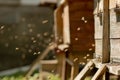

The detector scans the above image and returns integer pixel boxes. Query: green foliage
[1,76,26,80]
[47,74,60,80]
[0,72,61,80]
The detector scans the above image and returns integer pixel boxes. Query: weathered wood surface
[94,10,120,39]
[94,0,120,14]
[94,0,120,61]
[74,61,95,80]
[40,60,58,64]
[40,0,57,4]
[110,10,120,38]
[91,64,107,80]
[102,0,110,63]
[69,0,94,52]
[93,59,120,75]
[25,43,56,77]
[95,39,120,60]
[54,6,63,44]
[63,4,70,44]
[56,53,66,80]
[95,10,120,60]
[75,59,120,80]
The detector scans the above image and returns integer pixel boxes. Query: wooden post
[63,3,70,44]
[56,52,66,80]
[102,0,110,63]
[54,5,63,44]
[71,59,79,80]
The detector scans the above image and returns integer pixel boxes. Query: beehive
[54,0,94,63]
[94,0,120,62]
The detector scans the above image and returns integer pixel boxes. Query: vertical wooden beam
[102,0,110,63]
[63,3,70,44]
[71,60,79,80]
[56,52,66,80]
[54,6,63,44]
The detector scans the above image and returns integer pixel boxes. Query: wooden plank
[110,39,120,58]
[54,6,63,44]
[94,14,103,39]
[69,1,93,12]
[71,58,79,80]
[109,0,117,9]
[74,61,95,80]
[66,58,74,66]
[40,60,58,64]
[91,64,107,80]
[110,9,120,38]
[71,38,94,52]
[95,39,102,56]
[107,63,120,75]
[95,39,120,61]
[70,66,75,80]
[56,53,66,80]
[102,0,110,63]
[94,0,117,14]
[63,4,70,44]
[25,43,56,77]
[103,72,110,80]
[94,9,120,39]
[40,0,57,4]
[93,59,120,75]
[69,0,94,52]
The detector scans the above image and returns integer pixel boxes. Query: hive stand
[74,0,120,80]
[54,0,94,79]
[25,43,58,78]
[74,59,120,80]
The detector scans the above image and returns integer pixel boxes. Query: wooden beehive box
[94,0,120,62]
[69,0,94,52]
[54,0,94,63]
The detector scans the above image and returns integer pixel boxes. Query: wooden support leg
[71,60,79,79]
[92,64,107,80]
[56,53,66,80]
[102,71,110,80]
[70,66,75,80]
[69,54,80,79]
[39,64,43,80]
[65,63,71,80]
[74,61,95,80]
[116,75,120,80]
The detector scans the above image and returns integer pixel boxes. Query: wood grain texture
[63,4,70,44]
[74,61,95,80]
[54,6,63,44]
[102,0,110,63]
[94,10,120,39]
[95,39,120,60]
[91,64,107,80]
[93,59,120,75]
[94,0,118,14]
[94,1,120,61]
[69,0,94,52]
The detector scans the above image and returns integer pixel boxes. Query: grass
[0,71,117,80]
[0,71,61,80]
